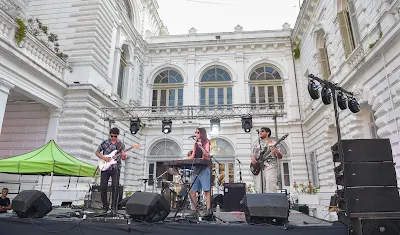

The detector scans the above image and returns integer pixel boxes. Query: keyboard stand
[173,165,204,220]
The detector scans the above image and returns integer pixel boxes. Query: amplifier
[223,183,246,211]
[90,185,123,209]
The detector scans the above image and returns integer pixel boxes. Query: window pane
[228,163,234,183]
[250,86,256,104]
[227,87,232,110]
[218,88,224,105]
[209,88,215,106]
[117,63,125,97]
[200,88,206,106]
[169,89,175,107]
[268,86,275,103]
[277,86,284,109]
[283,163,290,186]
[160,90,167,107]
[258,86,266,104]
[178,89,183,107]
[152,90,158,107]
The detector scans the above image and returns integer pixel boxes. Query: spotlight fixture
[308,80,320,100]
[337,92,347,110]
[241,115,253,133]
[162,119,172,134]
[130,118,140,134]
[210,117,220,134]
[321,85,332,105]
[348,97,360,113]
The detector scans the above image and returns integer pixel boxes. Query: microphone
[188,135,196,139]
[236,159,242,164]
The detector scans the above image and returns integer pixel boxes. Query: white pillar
[45,108,62,142]
[0,78,15,134]
[186,53,196,105]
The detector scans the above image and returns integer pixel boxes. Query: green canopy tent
[0,140,98,197]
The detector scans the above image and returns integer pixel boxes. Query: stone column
[45,108,62,142]
[286,54,300,121]
[0,78,14,134]
[235,48,245,104]
[186,53,196,105]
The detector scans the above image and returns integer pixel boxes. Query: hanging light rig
[307,74,360,114]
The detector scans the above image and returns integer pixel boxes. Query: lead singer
[188,127,211,215]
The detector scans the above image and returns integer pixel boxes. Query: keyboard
[164,159,212,167]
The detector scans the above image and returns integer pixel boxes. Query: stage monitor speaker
[125,192,170,223]
[337,187,400,213]
[12,190,52,218]
[223,183,246,211]
[335,162,397,187]
[332,139,393,163]
[351,217,400,235]
[90,185,123,209]
[244,193,289,224]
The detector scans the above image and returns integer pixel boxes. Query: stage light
[337,92,347,110]
[308,80,320,100]
[162,119,172,134]
[321,85,332,105]
[210,117,220,134]
[241,115,253,133]
[130,118,140,134]
[348,97,360,113]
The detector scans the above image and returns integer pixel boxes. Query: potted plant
[293,181,320,205]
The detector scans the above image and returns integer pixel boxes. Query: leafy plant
[293,41,301,59]
[14,18,25,47]
[125,191,133,197]
[293,181,320,195]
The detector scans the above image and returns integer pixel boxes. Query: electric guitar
[98,144,142,171]
[249,133,289,176]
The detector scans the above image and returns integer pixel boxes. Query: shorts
[191,167,211,192]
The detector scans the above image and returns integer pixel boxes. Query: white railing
[0,9,71,79]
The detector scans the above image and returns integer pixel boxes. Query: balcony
[0,9,71,80]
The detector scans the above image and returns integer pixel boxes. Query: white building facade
[292,0,400,219]
[0,0,399,221]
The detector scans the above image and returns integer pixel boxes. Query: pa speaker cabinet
[12,190,52,218]
[351,217,400,235]
[223,183,246,211]
[90,185,123,209]
[244,193,289,224]
[126,192,170,223]
[335,162,397,187]
[332,139,393,162]
[338,187,400,213]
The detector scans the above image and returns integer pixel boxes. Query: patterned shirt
[97,139,125,168]
[252,138,279,169]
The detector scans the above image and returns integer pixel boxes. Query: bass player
[95,127,126,212]
[251,127,282,193]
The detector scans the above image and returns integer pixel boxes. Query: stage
[0,208,348,235]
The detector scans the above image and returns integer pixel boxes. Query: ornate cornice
[291,0,320,42]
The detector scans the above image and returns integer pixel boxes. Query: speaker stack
[332,139,400,234]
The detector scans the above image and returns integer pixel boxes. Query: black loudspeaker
[352,218,400,235]
[244,193,289,224]
[335,162,397,187]
[223,183,246,211]
[332,139,393,162]
[126,192,170,223]
[90,185,123,209]
[12,190,52,218]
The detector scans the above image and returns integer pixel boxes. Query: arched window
[249,64,284,108]
[147,139,182,187]
[151,69,184,110]
[200,67,232,110]
[316,29,331,80]
[209,138,235,184]
[123,0,133,20]
[117,45,129,98]
[337,0,360,57]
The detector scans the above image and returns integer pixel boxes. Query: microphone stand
[237,159,243,183]
[257,130,264,193]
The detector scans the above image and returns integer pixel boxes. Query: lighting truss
[100,103,285,122]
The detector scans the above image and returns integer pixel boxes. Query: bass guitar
[98,143,142,171]
[249,133,288,176]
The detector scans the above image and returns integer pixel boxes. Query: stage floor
[0,208,348,235]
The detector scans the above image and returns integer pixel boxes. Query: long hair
[196,128,209,145]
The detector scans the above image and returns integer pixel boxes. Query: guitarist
[251,127,282,193]
[95,127,126,212]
